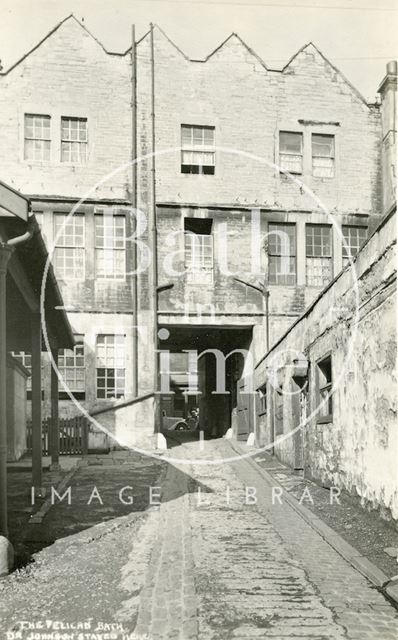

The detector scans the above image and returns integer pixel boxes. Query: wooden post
[82,418,88,456]
[50,348,60,469]
[31,313,43,494]
[0,245,13,538]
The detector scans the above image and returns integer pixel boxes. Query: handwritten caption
[6,620,149,640]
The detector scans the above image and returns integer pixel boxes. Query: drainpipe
[149,24,161,438]
[7,228,33,247]
[0,244,14,575]
[0,222,34,575]
[130,24,138,398]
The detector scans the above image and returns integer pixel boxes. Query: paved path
[0,438,397,640]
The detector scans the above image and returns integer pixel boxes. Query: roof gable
[282,42,369,106]
[1,14,119,77]
[0,18,370,107]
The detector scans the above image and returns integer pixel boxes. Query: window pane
[185,233,214,271]
[312,134,334,157]
[96,335,126,399]
[24,114,51,162]
[312,135,335,177]
[53,247,84,280]
[24,114,51,140]
[279,153,302,174]
[181,125,215,172]
[203,127,215,146]
[269,256,296,285]
[95,214,126,278]
[306,257,332,286]
[313,156,334,178]
[60,117,88,164]
[306,225,332,257]
[280,132,302,154]
[54,213,85,247]
[59,339,86,393]
[181,126,192,145]
[342,225,367,263]
[268,223,296,257]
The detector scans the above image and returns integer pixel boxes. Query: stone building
[241,61,397,521]
[0,15,390,445]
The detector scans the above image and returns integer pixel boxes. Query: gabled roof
[282,41,369,106]
[190,31,268,69]
[0,15,370,105]
[0,14,124,77]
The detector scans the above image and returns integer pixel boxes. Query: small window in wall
[257,386,267,416]
[61,117,88,163]
[95,214,126,279]
[53,213,85,280]
[184,218,213,285]
[96,335,126,399]
[312,134,335,178]
[58,336,85,399]
[279,131,303,174]
[181,125,215,174]
[306,224,332,287]
[24,114,51,161]
[342,225,367,266]
[268,223,296,285]
[316,354,333,422]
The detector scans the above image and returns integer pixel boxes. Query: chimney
[378,61,397,213]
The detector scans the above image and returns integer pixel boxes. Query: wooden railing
[27,416,89,456]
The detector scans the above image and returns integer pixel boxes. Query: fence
[27,416,89,456]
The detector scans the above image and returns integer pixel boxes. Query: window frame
[94,213,126,281]
[24,113,51,163]
[342,225,367,266]
[53,213,86,281]
[312,133,335,179]
[96,334,126,400]
[60,116,88,164]
[316,353,333,424]
[181,124,216,175]
[305,224,333,287]
[267,222,297,286]
[183,218,214,285]
[58,336,86,399]
[279,131,303,175]
[257,385,267,417]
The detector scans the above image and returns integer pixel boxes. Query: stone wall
[253,210,397,520]
[0,16,387,433]
[0,17,131,200]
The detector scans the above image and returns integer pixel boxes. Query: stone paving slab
[238,445,398,579]
[1,437,397,640]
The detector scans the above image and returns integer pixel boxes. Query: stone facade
[0,16,389,442]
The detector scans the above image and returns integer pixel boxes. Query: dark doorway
[159,325,253,437]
